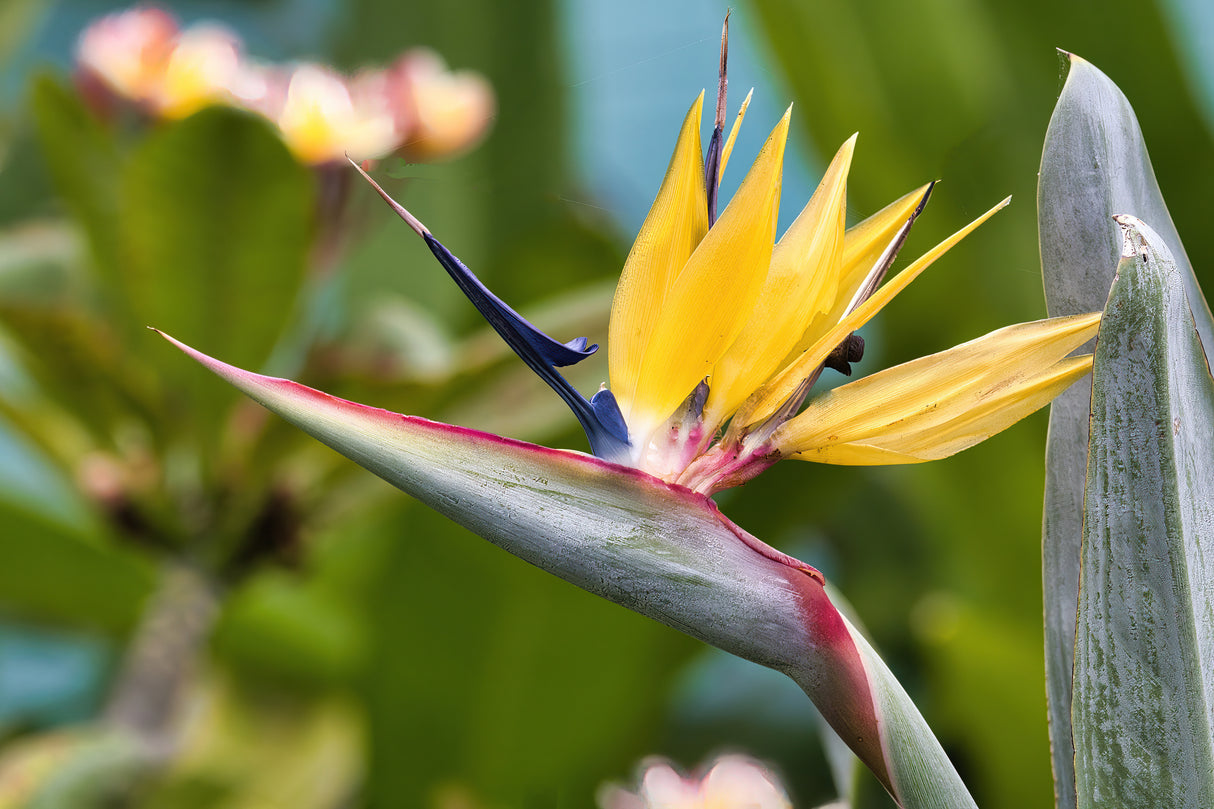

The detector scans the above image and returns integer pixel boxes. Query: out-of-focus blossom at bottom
[599,756,793,809]
[73,6,494,165]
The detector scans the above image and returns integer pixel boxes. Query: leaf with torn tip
[1072,216,1214,809]
[1038,52,1214,809]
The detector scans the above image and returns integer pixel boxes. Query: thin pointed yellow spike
[703,133,855,430]
[718,88,753,180]
[772,312,1101,464]
[609,94,708,425]
[738,195,1011,428]
[628,107,792,442]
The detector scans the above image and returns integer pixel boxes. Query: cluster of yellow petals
[608,94,1100,478]
[74,7,494,165]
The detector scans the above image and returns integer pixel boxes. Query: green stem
[103,560,219,758]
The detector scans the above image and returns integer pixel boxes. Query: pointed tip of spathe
[151,327,216,370]
[345,154,429,239]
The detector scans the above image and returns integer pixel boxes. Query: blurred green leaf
[1072,216,1214,808]
[139,672,361,809]
[0,501,149,633]
[29,75,124,298]
[0,302,154,455]
[1038,53,1214,808]
[0,0,40,73]
[0,222,79,300]
[359,502,698,806]
[121,106,315,441]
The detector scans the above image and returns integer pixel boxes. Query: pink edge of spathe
[153,327,891,793]
[154,328,819,583]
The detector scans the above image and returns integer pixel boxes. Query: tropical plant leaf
[1037,52,1214,809]
[111,106,315,455]
[29,75,125,297]
[1071,215,1214,808]
[120,108,313,381]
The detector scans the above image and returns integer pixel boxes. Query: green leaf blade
[120,107,315,449]
[120,107,314,371]
[29,75,125,292]
[1072,216,1214,808]
[1038,52,1214,808]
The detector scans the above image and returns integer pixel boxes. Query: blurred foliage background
[0,0,1211,807]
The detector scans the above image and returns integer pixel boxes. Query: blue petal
[421,233,631,461]
[421,234,596,368]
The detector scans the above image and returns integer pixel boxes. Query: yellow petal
[628,107,791,440]
[718,88,753,179]
[772,312,1101,464]
[608,95,708,423]
[775,183,933,370]
[839,185,936,296]
[703,133,854,430]
[737,195,1010,428]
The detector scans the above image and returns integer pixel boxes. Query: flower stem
[104,560,219,759]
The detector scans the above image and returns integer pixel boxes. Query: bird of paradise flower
[159,23,1100,809]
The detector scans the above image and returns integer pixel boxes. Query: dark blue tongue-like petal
[419,233,630,460]
[350,159,631,461]
[420,233,596,369]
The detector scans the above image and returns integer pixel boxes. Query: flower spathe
[352,92,1100,494]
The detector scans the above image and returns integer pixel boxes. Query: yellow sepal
[737,195,1010,429]
[772,312,1101,464]
[718,88,753,180]
[608,94,709,424]
[703,133,854,429]
[627,107,791,441]
[776,183,933,371]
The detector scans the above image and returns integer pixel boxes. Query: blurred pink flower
[388,50,495,162]
[600,756,793,809]
[73,6,494,166]
[76,6,179,106]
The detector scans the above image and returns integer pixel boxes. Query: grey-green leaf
[1038,52,1214,809]
[1072,216,1214,808]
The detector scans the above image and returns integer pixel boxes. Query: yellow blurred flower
[153,25,246,119]
[272,64,398,165]
[76,9,244,118]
